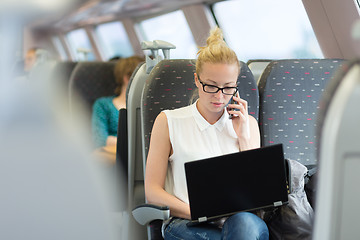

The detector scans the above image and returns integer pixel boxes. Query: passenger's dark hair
[109,56,122,61]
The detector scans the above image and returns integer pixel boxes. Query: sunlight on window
[138,10,198,59]
[66,29,95,61]
[52,36,68,61]
[213,0,323,62]
[95,22,134,60]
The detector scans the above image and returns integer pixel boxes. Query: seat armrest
[132,204,170,225]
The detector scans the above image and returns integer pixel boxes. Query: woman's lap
[164,217,221,240]
[164,212,269,240]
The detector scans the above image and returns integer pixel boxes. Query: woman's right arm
[145,112,191,220]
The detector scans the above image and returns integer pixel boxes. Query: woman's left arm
[240,115,260,150]
[228,93,260,151]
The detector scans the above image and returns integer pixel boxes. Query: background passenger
[91,56,144,148]
[145,27,268,239]
[24,47,38,72]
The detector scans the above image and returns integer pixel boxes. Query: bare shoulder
[151,112,170,141]
[148,111,172,161]
[153,112,168,131]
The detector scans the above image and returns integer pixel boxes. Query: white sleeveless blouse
[163,101,239,204]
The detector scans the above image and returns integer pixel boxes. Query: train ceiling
[29,0,219,32]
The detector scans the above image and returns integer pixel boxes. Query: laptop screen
[185,144,288,222]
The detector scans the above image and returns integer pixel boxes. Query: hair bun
[206,27,225,46]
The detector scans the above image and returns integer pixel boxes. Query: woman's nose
[214,90,224,99]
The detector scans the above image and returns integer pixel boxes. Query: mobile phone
[228,91,240,119]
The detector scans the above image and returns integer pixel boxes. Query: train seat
[258,59,344,167]
[238,61,260,121]
[258,59,344,209]
[313,59,360,240]
[132,59,259,239]
[120,40,177,240]
[122,62,147,211]
[125,40,177,211]
[116,61,145,189]
[68,61,117,126]
[51,61,78,96]
[135,59,196,240]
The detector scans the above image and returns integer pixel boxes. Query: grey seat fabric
[122,62,146,205]
[238,61,259,121]
[313,59,360,240]
[68,61,117,116]
[126,62,147,208]
[258,59,344,167]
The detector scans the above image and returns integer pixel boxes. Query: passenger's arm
[106,136,117,146]
[145,112,191,220]
[243,115,261,150]
[228,93,260,151]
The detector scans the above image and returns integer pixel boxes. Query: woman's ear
[194,73,199,87]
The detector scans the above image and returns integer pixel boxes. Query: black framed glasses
[198,76,238,95]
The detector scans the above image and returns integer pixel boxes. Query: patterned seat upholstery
[69,61,117,115]
[258,59,344,167]
[238,61,259,121]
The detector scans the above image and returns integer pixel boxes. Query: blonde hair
[114,56,144,95]
[190,27,240,103]
[196,27,240,75]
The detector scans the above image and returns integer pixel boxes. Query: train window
[212,0,323,61]
[95,21,134,60]
[357,0,360,13]
[137,10,197,59]
[52,36,68,61]
[66,29,96,61]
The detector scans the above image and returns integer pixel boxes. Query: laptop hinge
[273,201,283,207]
[198,217,207,222]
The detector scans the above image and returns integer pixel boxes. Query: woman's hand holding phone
[228,92,238,119]
[227,91,251,141]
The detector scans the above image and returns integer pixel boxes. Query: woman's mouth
[212,102,223,107]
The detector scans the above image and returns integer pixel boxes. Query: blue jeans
[164,212,269,240]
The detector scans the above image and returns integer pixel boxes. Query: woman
[145,27,268,239]
[92,56,144,148]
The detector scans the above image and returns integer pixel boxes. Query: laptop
[184,144,288,225]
